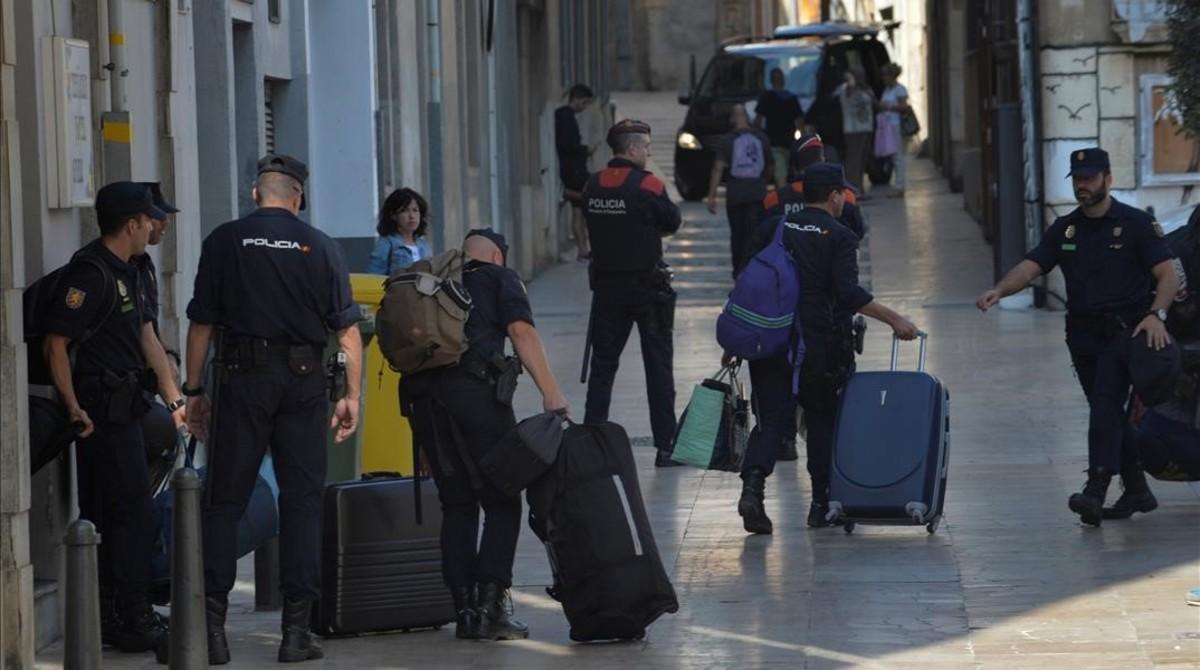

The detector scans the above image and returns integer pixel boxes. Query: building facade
[0,0,611,662]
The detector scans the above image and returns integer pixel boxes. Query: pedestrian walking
[733,164,918,534]
[706,103,773,276]
[556,84,596,261]
[43,181,186,652]
[184,154,363,663]
[977,148,1178,526]
[367,187,432,275]
[755,68,805,189]
[834,66,875,193]
[582,119,683,468]
[879,63,911,198]
[400,229,568,641]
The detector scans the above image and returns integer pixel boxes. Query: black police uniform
[741,208,873,497]
[187,205,359,606]
[1025,198,1171,475]
[582,157,683,454]
[45,240,161,646]
[399,256,530,594]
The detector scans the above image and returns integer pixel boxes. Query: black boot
[278,599,323,663]
[1068,467,1112,527]
[807,501,838,528]
[116,594,168,653]
[1103,467,1158,520]
[207,594,232,664]
[476,583,529,641]
[737,468,773,535]
[655,450,684,467]
[451,586,480,640]
[100,593,122,648]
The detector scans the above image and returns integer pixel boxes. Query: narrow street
[36,93,1200,670]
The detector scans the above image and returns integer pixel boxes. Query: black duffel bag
[479,411,563,497]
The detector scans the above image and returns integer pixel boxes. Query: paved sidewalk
[37,92,1199,669]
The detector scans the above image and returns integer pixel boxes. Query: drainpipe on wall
[1017,0,1043,258]
[425,0,444,251]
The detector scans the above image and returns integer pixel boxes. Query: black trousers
[203,359,327,602]
[742,333,841,501]
[404,368,521,589]
[727,200,764,277]
[77,415,156,599]
[584,289,677,451]
[1066,318,1137,472]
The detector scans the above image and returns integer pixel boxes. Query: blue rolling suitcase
[827,333,950,534]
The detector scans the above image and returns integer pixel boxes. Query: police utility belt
[458,350,523,407]
[1066,310,1149,335]
[219,335,321,376]
[75,367,157,424]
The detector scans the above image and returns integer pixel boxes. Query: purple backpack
[716,217,804,367]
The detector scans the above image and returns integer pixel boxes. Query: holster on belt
[77,369,151,424]
[460,351,524,406]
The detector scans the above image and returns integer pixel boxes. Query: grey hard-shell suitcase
[827,333,950,534]
[314,473,455,635]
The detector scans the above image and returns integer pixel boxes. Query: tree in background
[1165,0,1200,136]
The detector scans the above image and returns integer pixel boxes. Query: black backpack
[24,249,120,474]
[23,250,119,386]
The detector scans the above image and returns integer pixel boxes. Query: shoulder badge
[1065,224,1076,239]
[1152,221,1164,238]
[65,287,86,310]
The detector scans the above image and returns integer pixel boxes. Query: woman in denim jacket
[367,187,432,275]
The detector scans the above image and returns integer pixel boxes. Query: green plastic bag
[669,365,748,471]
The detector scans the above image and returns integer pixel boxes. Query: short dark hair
[376,187,429,238]
[803,183,842,204]
[568,84,594,101]
[97,212,136,237]
[611,131,648,155]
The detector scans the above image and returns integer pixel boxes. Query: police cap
[257,154,309,209]
[803,162,854,192]
[1066,147,1110,178]
[465,228,509,265]
[139,182,180,217]
[606,119,652,151]
[95,181,167,221]
[791,133,825,173]
[1130,331,1182,406]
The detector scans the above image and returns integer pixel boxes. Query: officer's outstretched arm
[508,321,568,415]
[44,334,93,437]
[977,259,1042,311]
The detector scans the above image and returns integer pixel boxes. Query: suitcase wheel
[925,517,940,534]
[843,522,856,535]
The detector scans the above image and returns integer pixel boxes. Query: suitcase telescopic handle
[890,331,929,372]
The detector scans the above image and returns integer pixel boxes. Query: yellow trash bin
[350,273,415,475]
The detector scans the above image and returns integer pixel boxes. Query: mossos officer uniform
[978,147,1179,526]
[760,134,865,239]
[736,164,918,534]
[184,154,363,664]
[582,119,683,467]
[42,182,182,653]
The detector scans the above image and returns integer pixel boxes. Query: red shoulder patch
[598,167,632,189]
[639,174,666,196]
[763,191,780,210]
[843,189,857,204]
[790,181,805,194]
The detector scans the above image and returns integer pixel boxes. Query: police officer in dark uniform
[759,135,867,462]
[733,164,919,534]
[401,229,568,641]
[43,181,186,652]
[582,119,683,467]
[978,148,1178,526]
[184,155,363,664]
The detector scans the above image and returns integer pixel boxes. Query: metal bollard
[168,467,208,669]
[64,520,102,670]
[254,538,282,611]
